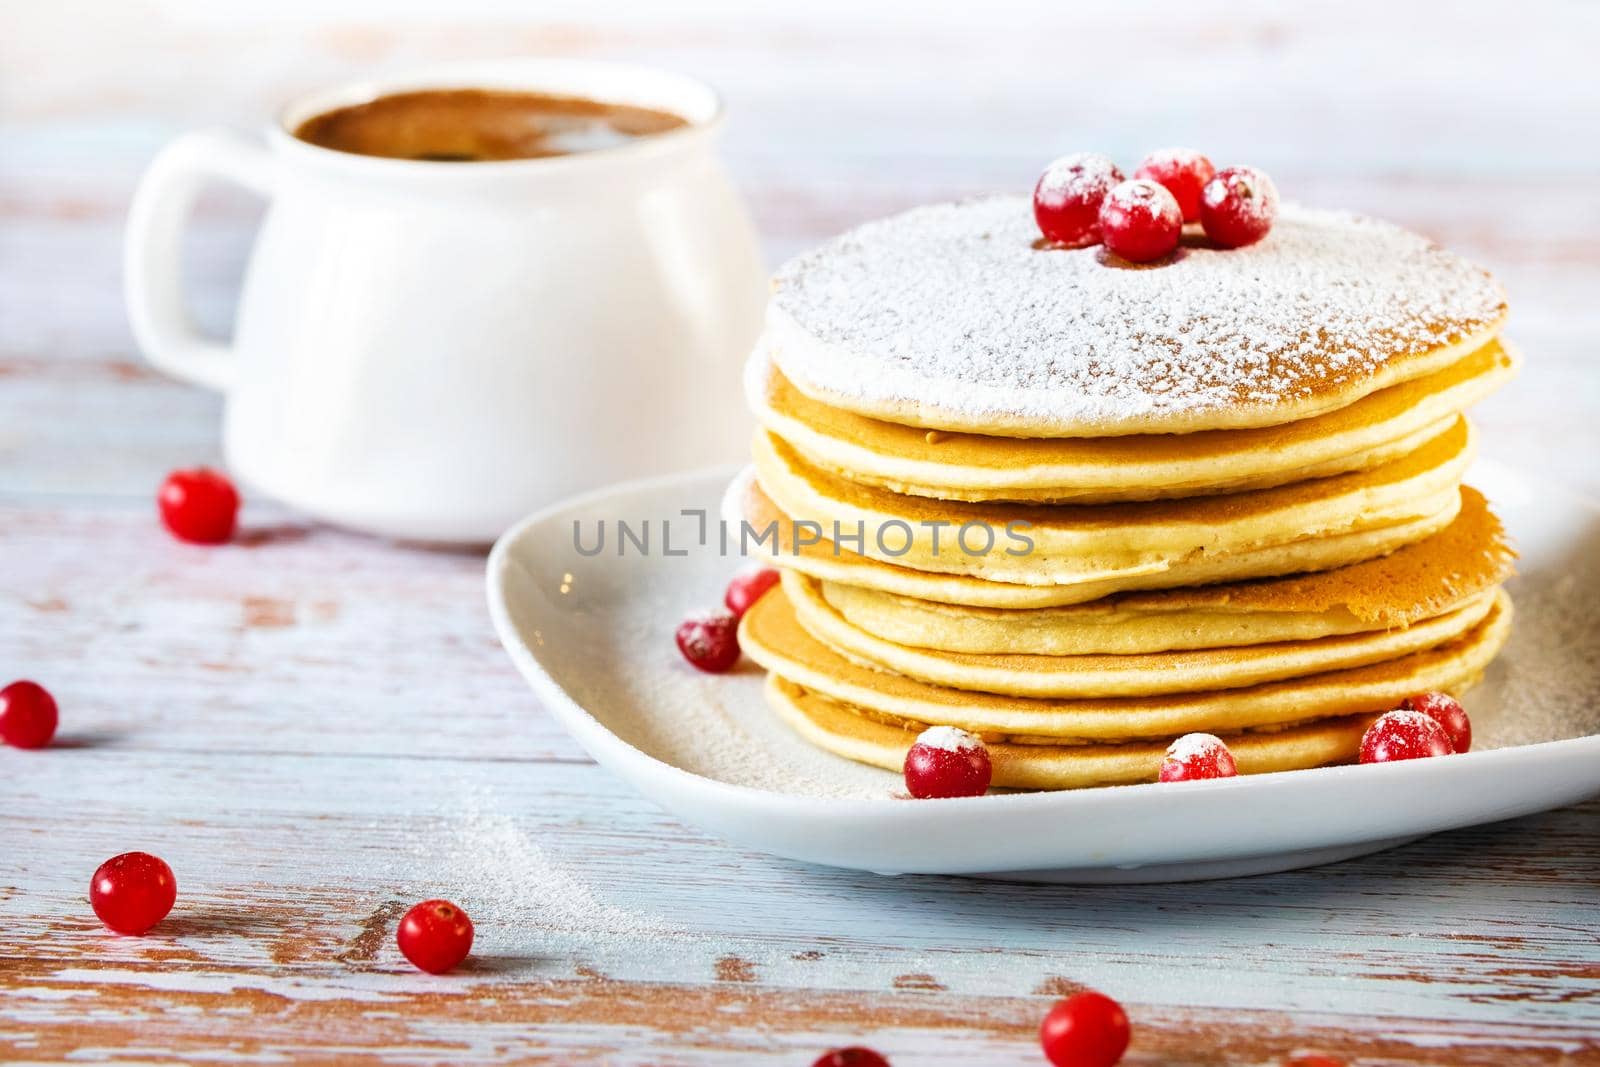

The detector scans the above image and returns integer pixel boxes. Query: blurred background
[4,0,1599,493]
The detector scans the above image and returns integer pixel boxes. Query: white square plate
[487,461,1600,882]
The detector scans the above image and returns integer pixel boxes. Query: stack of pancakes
[730,198,1517,789]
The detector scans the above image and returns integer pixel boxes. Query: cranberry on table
[1034,153,1125,248]
[1283,1056,1346,1067]
[1360,709,1455,764]
[397,899,474,974]
[1133,147,1215,222]
[903,725,992,799]
[812,1048,891,1067]
[1199,165,1279,248]
[724,567,780,619]
[90,852,177,935]
[1098,179,1183,263]
[675,610,741,673]
[0,679,58,749]
[1401,691,1472,753]
[1159,732,1238,782]
[158,467,240,545]
[1040,991,1131,1067]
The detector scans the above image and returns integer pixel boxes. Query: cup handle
[124,130,277,392]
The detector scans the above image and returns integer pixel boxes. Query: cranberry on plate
[1158,732,1238,782]
[1360,709,1455,764]
[903,726,992,799]
[1400,691,1472,753]
[724,566,780,618]
[675,610,741,673]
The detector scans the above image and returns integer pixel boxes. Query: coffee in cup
[293,88,690,162]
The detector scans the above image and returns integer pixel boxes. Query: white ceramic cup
[126,60,766,543]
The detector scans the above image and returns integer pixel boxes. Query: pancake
[767,676,1374,790]
[739,584,1511,740]
[767,197,1507,437]
[750,340,1517,503]
[752,417,1474,586]
[819,486,1514,655]
[726,469,1462,609]
[785,569,1498,698]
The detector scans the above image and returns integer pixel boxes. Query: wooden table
[4,3,1599,1063]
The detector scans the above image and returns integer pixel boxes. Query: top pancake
[768,197,1507,437]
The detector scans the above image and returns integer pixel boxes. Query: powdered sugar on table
[767,197,1507,435]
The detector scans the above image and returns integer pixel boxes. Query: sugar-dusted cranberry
[158,467,240,545]
[1401,691,1472,753]
[1098,180,1183,263]
[1199,165,1279,248]
[1360,709,1455,764]
[812,1048,891,1067]
[903,726,992,799]
[1034,154,1125,248]
[1159,732,1238,783]
[725,566,780,619]
[1133,147,1215,222]
[676,610,741,673]
[1040,991,1131,1067]
[0,680,58,749]
[90,852,177,935]
[397,899,474,974]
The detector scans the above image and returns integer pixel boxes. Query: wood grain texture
[3,1,1600,1062]
[5,751,1600,1063]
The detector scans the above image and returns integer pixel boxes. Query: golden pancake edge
[816,486,1514,655]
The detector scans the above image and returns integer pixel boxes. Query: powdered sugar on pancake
[767,197,1506,435]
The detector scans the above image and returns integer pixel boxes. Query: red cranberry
[397,899,474,974]
[1159,732,1238,783]
[725,567,780,619]
[1360,710,1455,764]
[812,1049,890,1067]
[1283,1056,1346,1067]
[90,852,177,935]
[903,726,992,798]
[1199,165,1279,248]
[675,610,741,673]
[1040,991,1131,1067]
[1098,180,1183,263]
[1034,153,1125,248]
[1133,147,1215,222]
[1400,691,1472,753]
[158,468,240,545]
[0,680,58,749]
